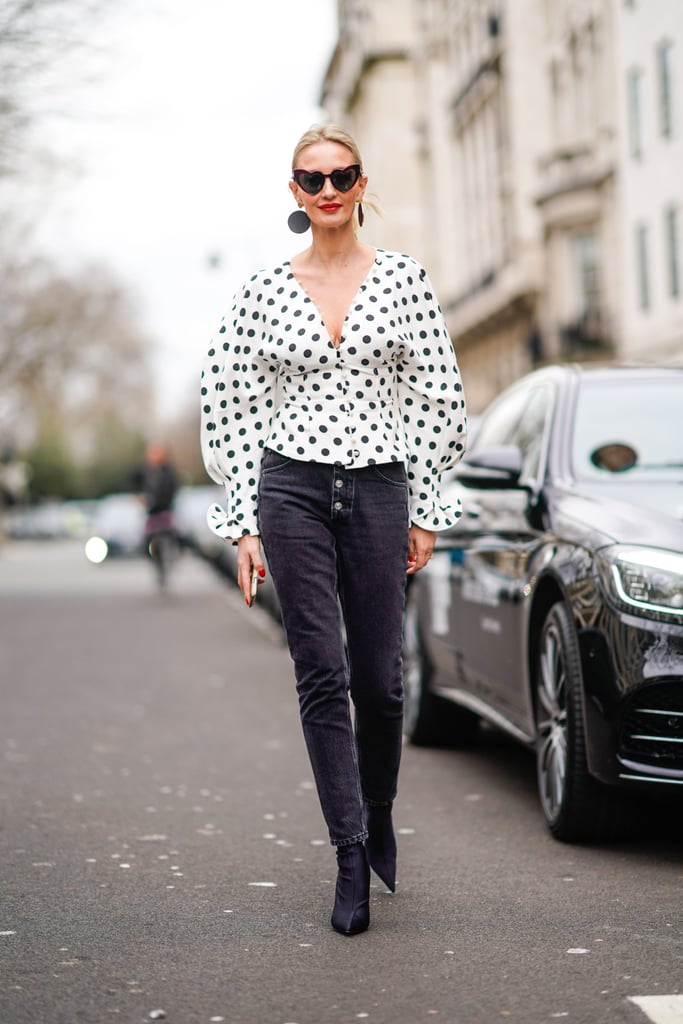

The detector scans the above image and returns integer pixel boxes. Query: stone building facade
[615,0,683,361]
[534,0,620,374]
[321,0,426,261]
[321,0,683,411]
[414,0,548,409]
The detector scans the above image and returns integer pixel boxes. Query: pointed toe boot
[365,803,397,892]
[331,842,370,936]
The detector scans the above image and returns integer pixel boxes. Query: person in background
[132,442,179,518]
[131,443,179,584]
[200,124,467,935]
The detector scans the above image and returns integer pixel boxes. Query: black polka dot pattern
[200,249,467,540]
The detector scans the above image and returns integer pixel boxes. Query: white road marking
[629,996,683,1023]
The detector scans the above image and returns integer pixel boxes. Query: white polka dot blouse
[201,249,467,540]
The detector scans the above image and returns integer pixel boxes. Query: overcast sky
[35,0,338,421]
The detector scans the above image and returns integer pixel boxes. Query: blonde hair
[292,123,363,171]
[291,123,382,221]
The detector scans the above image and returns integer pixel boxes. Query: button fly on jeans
[334,501,342,510]
[335,479,343,488]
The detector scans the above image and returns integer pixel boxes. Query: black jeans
[258,450,410,846]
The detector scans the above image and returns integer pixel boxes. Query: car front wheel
[535,602,628,842]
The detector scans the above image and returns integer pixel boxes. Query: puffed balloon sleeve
[200,277,278,541]
[396,263,467,531]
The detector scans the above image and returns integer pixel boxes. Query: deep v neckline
[288,250,378,349]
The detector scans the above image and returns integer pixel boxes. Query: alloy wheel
[536,619,569,824]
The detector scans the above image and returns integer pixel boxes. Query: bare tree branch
[0,255,153,451]
[0,0,109,180]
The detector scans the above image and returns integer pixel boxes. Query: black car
[403,364,683,842]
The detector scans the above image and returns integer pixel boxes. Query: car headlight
[597,545,683,621]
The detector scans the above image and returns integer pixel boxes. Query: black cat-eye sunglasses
[292,164,361,195]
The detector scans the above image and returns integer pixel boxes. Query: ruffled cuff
[206,501,259,544]
[409,494,462,533]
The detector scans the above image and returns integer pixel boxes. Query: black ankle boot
[331,842,370,935]
[365,803,397,892]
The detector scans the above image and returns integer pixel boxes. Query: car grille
[619,682,683,772]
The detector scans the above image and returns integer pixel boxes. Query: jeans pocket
[260,449,295,475]
[369,462,408,487]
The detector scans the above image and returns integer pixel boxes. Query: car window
[572,379,683,480]
[469,386,530,452]
[470,383,551,482]
[508,386,552,482]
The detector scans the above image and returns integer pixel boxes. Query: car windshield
[572,378,683,480]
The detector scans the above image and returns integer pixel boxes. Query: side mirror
[454,445,524,489]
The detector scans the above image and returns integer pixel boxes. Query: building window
[627,68,643,158]
[636,224,650,311]
[665,206,680,299]
[573,232,600,316]
[657,41,674,138]
[560,232,607,356]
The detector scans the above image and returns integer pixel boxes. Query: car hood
[553,479,683,551]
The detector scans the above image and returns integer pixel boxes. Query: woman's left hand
[406,524,435,574]
[236,533,266,605]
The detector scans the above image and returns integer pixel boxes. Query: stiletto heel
[365,803,397,892]
[331,842,370,935]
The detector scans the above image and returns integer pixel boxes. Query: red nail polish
[259,568,266,578]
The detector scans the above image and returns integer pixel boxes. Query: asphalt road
[0,541,681,1024]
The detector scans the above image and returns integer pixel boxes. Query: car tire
[403,587,479,748]
[535,602,629,842]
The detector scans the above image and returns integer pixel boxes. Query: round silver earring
[288,208,310,233]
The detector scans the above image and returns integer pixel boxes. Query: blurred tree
[164,403,210,487]
[23,429,82,500]
[0,0,155,502]
[0,256,151,443]
[1,256,153,497]
[0,0,104,182]
[81,412,147,498]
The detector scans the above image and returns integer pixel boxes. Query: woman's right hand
[236,534,266,606]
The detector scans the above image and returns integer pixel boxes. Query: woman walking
[201,124,466,935]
